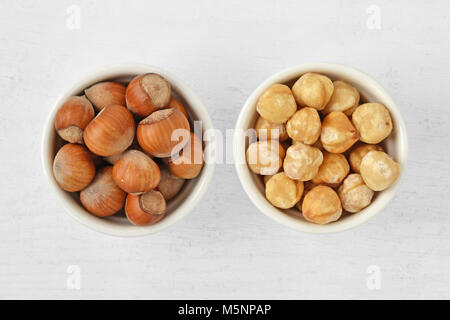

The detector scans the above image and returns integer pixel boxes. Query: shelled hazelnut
[338,174,374,213]
[247,71,401,225]
[322,80,360,115]
[265,172,304,209]
[320,111,358,153]
[286,107,321,145]
[254,116,288,141]
[312,152,349,187]
[359,151,400,191]
[52,72,205,226]
[302,186,342,224]
[291,73,333,110]
[256,84,297,124]
[349,143,384,173]
[283,143,323,181]
[246,140,285,175]
[295,181,318,213]
[352,103,392,144]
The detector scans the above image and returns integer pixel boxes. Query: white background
[0,0,449,299]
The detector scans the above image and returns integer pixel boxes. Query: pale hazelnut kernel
[360,151,400,191]
[321,111,359,153]
[338,174,374,213]
[322,80,360,115]
[283,142,323,181]
[312,152,349,187]
[352,103,393,144]
[294,139,323,150]
[295,181,318,213]
[349,143,384,173]
[265,172,304,209]
[263,174,274,184]
[254,116,288,141]
[302,185,342,224]
[256,84,297,124]
[286,107,321,145]
[246,140,285,175]
[291,73,334,110]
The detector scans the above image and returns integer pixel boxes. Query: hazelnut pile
[247,73,400,224]
[52,73,204,226]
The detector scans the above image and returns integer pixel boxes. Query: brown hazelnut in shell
[265,172,304,209]
[352,103,393,144]
[283,142,323,181]
[137,108,190,158]
[291,73,334,110]
[321,111,358,153]
[312,152,350,187]
[84,82,126,111]
[246,140,285,175]
[286,107,321,145]
[360,150,400,191]
[125,192,166,226]
[168,132,204,179]
[112,150,161,194]
[322,80,360,115]
[83,104,135,157]
[80,166,126,217]
[166,97,188,119]
[256,84,297,124]
[126,73,172,117]
[338,174,374,213]
[157,165,185,200]
[53,143,96,192]
[349,143,384,173]
[54,96,94,144]
[302,185,342,224]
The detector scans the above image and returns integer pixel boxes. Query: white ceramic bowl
[234,63,408,233]
[42,63,215,237]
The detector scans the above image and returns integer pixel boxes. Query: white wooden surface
[0,0,449,299]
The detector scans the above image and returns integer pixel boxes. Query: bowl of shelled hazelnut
[42,64,215,236]
[234,63,407,233]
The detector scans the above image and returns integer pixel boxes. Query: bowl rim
[233,62,408,234]
[41,63,215,237]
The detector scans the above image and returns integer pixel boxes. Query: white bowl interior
[234,63,408,233]
[42,64,215,237]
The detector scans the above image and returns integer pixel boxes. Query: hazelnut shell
[137,108,190,158]
[80,166,126,217]
[125,193,166,226]
[85,82,126,111]
[53,143,96,192]
[83,104,135,157]
[112,150,161,194]
[54,96,94,144]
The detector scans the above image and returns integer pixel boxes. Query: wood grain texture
[0,0,449,299]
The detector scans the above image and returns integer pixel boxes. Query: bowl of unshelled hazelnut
[234,63,408,233]
[42,63,215,236]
